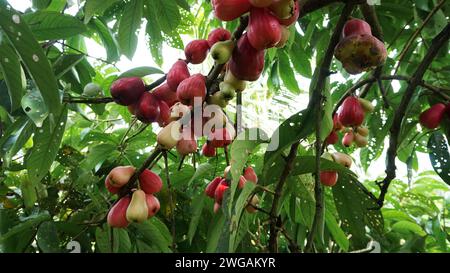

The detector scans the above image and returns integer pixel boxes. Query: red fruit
[105,179,120,194]
[152,83,178,107]
[214,180,229,204]
[277,0,299,26]
[184,40,210,64]
[320,171,338,187]
[176,130,198,156]
[145,194,160,218]
[135,92,160,123]
[156,100,171,127]
[167,60,190,90]
[107,196,131,228]
[212,0,252,21]
[326,130,339,145]
[243,166,258,184]
[202,143,217,157]
[176,74,207,106]
[106,166,136,188]
[110,77,146,106]
[238,175,247,189]
[419,103,446,129]
[229,34,265,81]
[343,18,372,38]
[205,177,223,198]
[249,0,273,7]
[338,96,365,127]
[333,114,344,131]
[208,128,232,148]
[342,131,354,147]
[247,7,282,50]
[207,28,232,47]
[139,170,163,194]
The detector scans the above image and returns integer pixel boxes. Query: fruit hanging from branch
[247,7,282,50]
[139,170,163,194]
[269,0,295,20]
[107,195,131,228]
[212,0,252,21]
[167,60,190,91]
[126,190,149,223]
[337,96,365,127]
[207,28,232,47]
[419,103,446,129]
[106,166,136,189]
[135,92,160,124]
[176,74,207,106]
[157,121,182,149]
[229,34,265,81]
[210,40,235,64]
[110,77,146,106]
[184,39,210,64]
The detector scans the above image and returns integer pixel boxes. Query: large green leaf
[147,0,180,34]
[53,54,85,79]
[83,0,120,24]
[428,131,450,185]
[89,18,120,62]
[118,0,143,59]
[26,105,68,183]
[206,210,226,253]
[118,66,164,78]
[21,88,49,127]
[0,116,34,167]
[23,11,87,40]
[0,211,51,243]
[0,2,61,114]
[36,221,61,253]
[278,49,300,94]
[0,40,25,112]
[132,218,172,253]
[188,194,206,244]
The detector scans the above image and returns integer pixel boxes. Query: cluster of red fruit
[205,166,259,213]
[105,166,162,228]
[326,96,374,148]
[419,102,450,129]
[319,152,353,187]
[334,18,387,75]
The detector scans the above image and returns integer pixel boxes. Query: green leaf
[148,0,180,34]
[206,211,226,253]
[278,50,300,93]
[21,179,37,209]
[23,11,87,40]
[133,219,172,253]
[27,105,68,183]
[118,0,143,59]
[325,209,349,252]
[0,3,61,114]
[118,66,164,78]
[0,40,25,112]
[175,0,190,11]
[0,211,51,243]
[21,89,49,128]
[36,221,61,253]
[53,54,85,79]
[89,18,120,62]
[0,116,34,167]
[391,221,427,237]
[81,143,119,172]
[83,0,120,24]
[95,225,119,253]
[188,194,206,244]
[428,131,450,185]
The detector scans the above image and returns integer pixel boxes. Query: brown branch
[376,23,450,208]
[305,3,356,253]
[63,96,114,104]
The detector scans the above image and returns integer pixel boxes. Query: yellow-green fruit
[157,121,182,149]
[83,82,102,97]
[210,40,235,64]
[245,195,259,213]
[331,152,353,168]
[126,190,148,223]
[269,0,295,19]
[356,126,369,137]
[219,82,236,100]
[354,133,368,147]
[224,70,247,91]
[276,26,291,48]
[207,91,228,108]
[358,98,375,113]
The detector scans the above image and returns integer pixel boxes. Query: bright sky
[8,0,438,184]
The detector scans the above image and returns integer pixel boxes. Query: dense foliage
[0,0,449,253]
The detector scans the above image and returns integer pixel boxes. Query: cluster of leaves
[0,0,449,253]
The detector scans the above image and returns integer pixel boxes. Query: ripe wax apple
[243,166,258,184]
[135,92,160,123]
[139,170,163,194]
[176,74,207,106]
[184,40,210,64]
[167,60,190,90]
[207,28,232,47]
[202,142,217,157]
[152,83,178,107]
[145,194,160,218]
[126,190,148,223]
[110,77,146,106]
[205,177,224,198]
[338,96,365,127]
[212,0,252,21]
[247,7,282,50]
[229,34,265,81]
[107,196,131,228]
[106,166,136,188]
[419,103,446,129]
[320,171,338,187]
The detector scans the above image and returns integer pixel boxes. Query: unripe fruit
[157,121,182,149]
[145,194,160,218]
[326,130,339,145]
[202,142,217,157]
[419,103,446,129]
[343,18,372,38]
[245,195,259,213]
[156,100,171,127]
[243,166,258,184]
[184,40,210,64]
[139,170,163,194]
[214,180,229,204]
[135,92,160,123]
[210,40,235,64]
[342,130,354,147]
[205,177,224,198]
[354,133,368,147]
[110,77,146,106]
[107,196,131,228]
[207,91,229,108]
[213,202,221,214]
[229,34,265,81]
[322,152,334,161]
[126,190,148,223]
[320,171,338,187]
[250,0,273,7]
[247,7,282,50]
[176,74,207,106]
[275,25,290,48]
[269,0,295,20]
[338,96,365,127]
[219,82,236,100]
[358,98,375,113]
[105,179,120,194]
[207,28,232,47]
[333,114,344,131]
[212,0,252,21]
[169,102,191,122]
[331,152,352,168]
[106,166,136,188]
[356,126,369,137]
[276,0,299,26]
[208,128,233,148]
[83,82,102,97]
[224,69,247,91]
[176,130,198,156]
[152,83,178,107]
[167,60,190,91]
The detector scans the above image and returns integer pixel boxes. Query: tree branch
[377,23,450,208]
